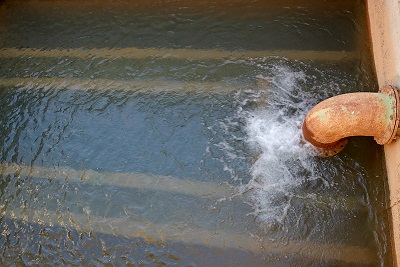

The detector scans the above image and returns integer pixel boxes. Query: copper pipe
[302,85,400,156]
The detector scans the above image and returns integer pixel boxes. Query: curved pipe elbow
[302,85,400,156]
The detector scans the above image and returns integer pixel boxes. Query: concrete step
[0,163,377,264]
[0,77,244,94]
[1,206,376,265]
[0,47,357,62]
[0,163,234,199]
[1,162,367,212]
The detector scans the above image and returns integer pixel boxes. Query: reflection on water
[0,0,392,266]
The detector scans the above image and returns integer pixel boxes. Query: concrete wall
[367,0,400,265]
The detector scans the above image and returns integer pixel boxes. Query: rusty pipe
[302,85,400,157]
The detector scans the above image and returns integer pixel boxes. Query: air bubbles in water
[222,59,337,228]
[243,62,315,226]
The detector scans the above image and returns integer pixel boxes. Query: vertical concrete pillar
[367,0,400,265]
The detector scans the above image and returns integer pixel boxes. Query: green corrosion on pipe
[302,85,400,157]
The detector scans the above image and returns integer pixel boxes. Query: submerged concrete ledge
[0,47,357,62]
[0,78,243,93]
[1,206,376,265]
[0,163,235,199]
[0,163,368,211]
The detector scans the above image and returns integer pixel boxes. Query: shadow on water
[1,0,358,51]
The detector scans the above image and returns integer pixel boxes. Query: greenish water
[0,0,392,266]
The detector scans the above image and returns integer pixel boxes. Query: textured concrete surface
[367,0,400,265]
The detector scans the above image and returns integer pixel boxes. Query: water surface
[0,0,392,266]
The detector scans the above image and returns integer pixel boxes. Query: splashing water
[242,61,314,226]
[221,58,362,228]
[244,110,309,225]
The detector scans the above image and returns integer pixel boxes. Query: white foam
[237,60,321,227]
[243,109,310,225]
[212,58,360,228]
